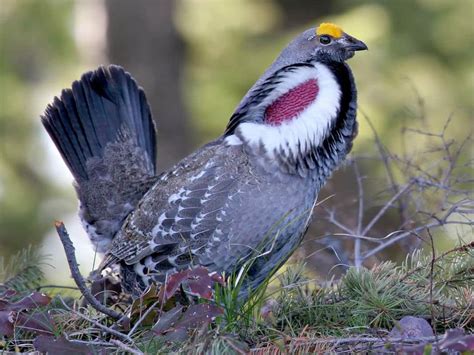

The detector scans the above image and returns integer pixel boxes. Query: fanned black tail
[42,65,156,181]
[41,65,158,252]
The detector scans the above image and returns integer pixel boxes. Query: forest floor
[0,238,472,354]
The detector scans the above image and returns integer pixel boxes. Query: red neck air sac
[264,79,319,126]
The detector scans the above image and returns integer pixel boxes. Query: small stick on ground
[58,298,134,344]
[109,339,144,355]
[55,221,123,321]
[427,229,439,349]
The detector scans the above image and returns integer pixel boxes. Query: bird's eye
[319,35,331,45]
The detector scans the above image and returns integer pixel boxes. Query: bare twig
[54,221,123,321]
[250,335,438,353]
[314,233,385,243]
[110,339,144,355]
[361,110,407,223]
[361,183,413,237]
[354,161,364,268]
[62,334,112,347]
[58,297,134,344]
[319,113,473,268]
[36,285,79,291]
[323,208,354,235]
[127,299,161,337]
[363,199,471,260]
[426,229,439,349]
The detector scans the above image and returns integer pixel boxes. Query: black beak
[344,34,368,51]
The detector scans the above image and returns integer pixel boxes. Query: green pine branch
[0,246,47,292]
[272,241,473,336]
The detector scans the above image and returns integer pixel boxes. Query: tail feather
[42,65,156,181]
[43,97,89,179]
[41,65,157,252]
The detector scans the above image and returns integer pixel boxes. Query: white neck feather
[225,63,341,162]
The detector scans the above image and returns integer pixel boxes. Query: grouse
[42,23,367,296]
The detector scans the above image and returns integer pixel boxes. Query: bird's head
[279,23,368,64]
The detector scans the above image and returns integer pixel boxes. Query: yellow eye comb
[316,23,343,38]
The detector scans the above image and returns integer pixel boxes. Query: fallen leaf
[389,316,434,338]
[164,267,224,301]
[0,289,16,299]
[89,273,122,306]
[185,267,218,300]
[33,335,103,355]
[440,328,474,352]
[163,327,188,342]
[16,310,55,335]
[130,284,161,326]
[0,311,15,337]
[152,305,184,335]
[0,292,51,312]
[172,303,223,330]
[164,271,189,300]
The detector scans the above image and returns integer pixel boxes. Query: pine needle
[0,246,47,292]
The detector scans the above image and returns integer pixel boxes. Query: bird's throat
[264,79,319,125]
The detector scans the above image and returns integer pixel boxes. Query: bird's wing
[104,141,315,284]
[105,140,243,266]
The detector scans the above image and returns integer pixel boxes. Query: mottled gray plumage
[42,24,367,297]
[112,140,321,294]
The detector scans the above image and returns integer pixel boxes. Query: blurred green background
[0,0,472,283]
